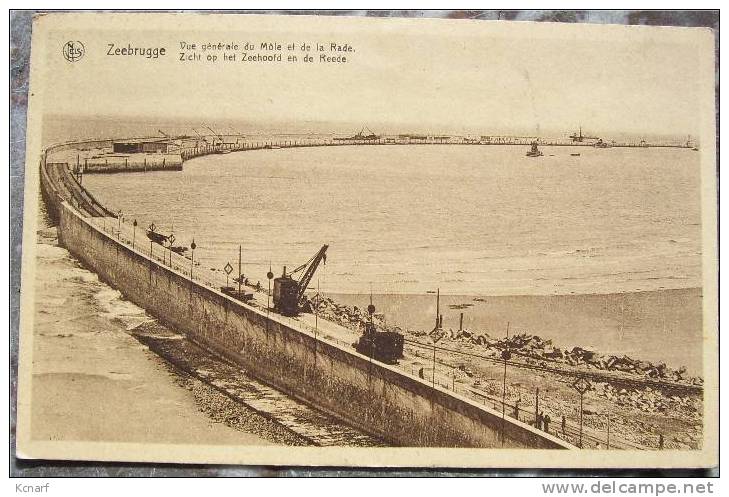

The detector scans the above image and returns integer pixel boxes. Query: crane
[191,128,212,145]
[203,124,224,145]
[273,245,328,316]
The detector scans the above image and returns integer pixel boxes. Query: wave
[93,286,149,329]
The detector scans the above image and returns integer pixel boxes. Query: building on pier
[112,139,175,154]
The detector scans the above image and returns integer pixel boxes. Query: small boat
[170,246,188,255]
[526,141,543,157]
[570,153,581,157]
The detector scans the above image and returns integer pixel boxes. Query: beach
[29,223,303,446]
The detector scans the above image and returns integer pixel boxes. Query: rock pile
[304,296,703,388]
[594,383,701,419]
[304,296,389,333]
[428,329,702,387]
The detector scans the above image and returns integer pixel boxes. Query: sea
[38,119,705,375]
[82,144,702,296]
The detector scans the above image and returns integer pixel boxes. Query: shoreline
[29,226,303,446]
[328,287,703,376]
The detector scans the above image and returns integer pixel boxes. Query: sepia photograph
[12,10,718,469]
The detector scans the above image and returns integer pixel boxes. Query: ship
[334,126,380,141]
[526,141,543,157]
[569,126,600,143]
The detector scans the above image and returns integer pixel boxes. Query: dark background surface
[9,9,720,477]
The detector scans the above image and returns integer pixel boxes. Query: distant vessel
[569,126,599,143]
[594,139,612,149]
[334,126,380,141]
[570,153,581,157]
[526,141,543,157]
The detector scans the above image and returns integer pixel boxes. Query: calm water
[84,145,702,296]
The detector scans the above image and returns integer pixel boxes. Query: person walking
[513,399,520,421]
[543,413,551,434]
[536,411,543,430]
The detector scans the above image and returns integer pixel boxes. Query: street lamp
[132,219,137,249]
[500,321,511,446]
[572,377,592,449]
[190,239,196,279]
[266,263,274,333]
[148,223,156,259]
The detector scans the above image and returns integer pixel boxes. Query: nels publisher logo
[62,41,85,62]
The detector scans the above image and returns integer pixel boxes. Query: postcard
[15,12,717,468]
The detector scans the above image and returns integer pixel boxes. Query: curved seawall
[39,142,572,449]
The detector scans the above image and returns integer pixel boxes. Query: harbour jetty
[60,131,696,175]
[39,138,573,449]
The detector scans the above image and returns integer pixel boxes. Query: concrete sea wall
[44,158,571,449]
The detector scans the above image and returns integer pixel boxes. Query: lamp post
[431,341,437,389]
[501,321,511,446]
[572,377,592,449]
[237,245,242,294]
[117,210,122,239]
[148,223,156,259]
[190,239,196,279]
[315,279,320,335]
[132,219,137,249]
[267,264,274,312]
[266,264,274,334]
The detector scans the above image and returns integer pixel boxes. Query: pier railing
[90,212,691,452]
[42,136,699,451]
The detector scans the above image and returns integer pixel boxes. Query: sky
[36,13,710,137]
